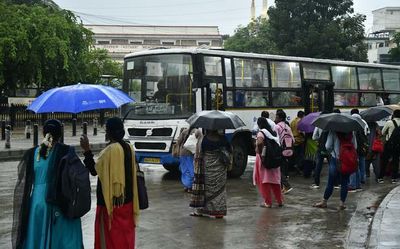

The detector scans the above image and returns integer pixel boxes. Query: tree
[389,32,400,63]
[224,17,278,54]
[268,0,367,61]
[85,49,123,86]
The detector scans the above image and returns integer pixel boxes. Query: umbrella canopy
[360,106,393,122]
[186,110,246,130]
[312,113,366,133]
[297,112,320,133]
[27,83,134,113]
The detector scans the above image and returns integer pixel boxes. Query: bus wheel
[228,141,248,178]
[163,163,179,173]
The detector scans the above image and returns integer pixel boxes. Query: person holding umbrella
[312,113,360,210]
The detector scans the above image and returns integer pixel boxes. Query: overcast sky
[54,0,400,35]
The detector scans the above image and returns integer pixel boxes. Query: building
[366,7,400,64]
[85,25,223,62]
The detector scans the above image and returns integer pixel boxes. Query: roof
[84,25,221,36]
[372,7,400,13]
[125,48,400,70]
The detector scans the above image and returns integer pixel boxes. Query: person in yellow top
[80,117,139,249]
[290,111,305,175]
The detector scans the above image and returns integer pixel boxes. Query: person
[274,110,294,194]
[290,111,305,174]
[303,132,318,178]
[154,79,168,102]
[213,88,224,110]
[189,129,231,218]
[80,117,140,249]
[378,110,400,183]
[176,128,197,192]
[313,131,357,210]
[365,121,382,182]
[253,117,283,208]
[12,119,84,249]
[252,111,276,136]
[247,92,267,107]
[348,109,369,192]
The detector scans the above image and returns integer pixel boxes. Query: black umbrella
[186,110,246,130]
[360,106,393,122]
[312,113,366,133]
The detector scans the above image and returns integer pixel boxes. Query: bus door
[200,55,225,110]
[201,82,224,110]
[303,81,334,114]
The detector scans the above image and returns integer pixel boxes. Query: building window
[112,39,128,45]
[143,40,161,45]
[130,40,143,45]
[97,40,110,45]
[211,40,222,47]
[198,41,210,46]
[161,41,175,46]
[181,40,197,46]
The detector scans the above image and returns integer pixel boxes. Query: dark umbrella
[360,106,393,122]
[27,83,134,113]
[186,110,246,130]
[312,113,366,133]
[297,112,320,133]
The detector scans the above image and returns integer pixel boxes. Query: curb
[0,143,108,162]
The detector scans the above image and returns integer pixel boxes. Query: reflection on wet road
[0,157,395,249]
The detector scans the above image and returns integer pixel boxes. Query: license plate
[143,157,160,164]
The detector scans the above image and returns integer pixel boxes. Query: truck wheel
[228,141,248,178]
[163,163,179,173]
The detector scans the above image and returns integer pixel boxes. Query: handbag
[183,133,197,154]
[371,137,384,153]
[136,165,149,210]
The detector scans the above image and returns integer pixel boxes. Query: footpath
[1,128,400,248]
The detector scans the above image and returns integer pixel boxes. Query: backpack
[386,120,400,153]
[318,130,329,155]
[277,123,294,157]
[58,147,91,219]
[355,131,369,156]
[260,131,282,169]
[337,133,358,175]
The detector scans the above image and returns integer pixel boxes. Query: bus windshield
[123,54,195,120]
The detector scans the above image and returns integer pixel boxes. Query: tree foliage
[224,17,277,54]
[0,1,122,96]
[268,0,367,61]
[389,32,400,63]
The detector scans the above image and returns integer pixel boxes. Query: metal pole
[1,120,5,140]
[82,122,87,135]
[72,118,77,136]
[60,123,64,144]
[93,118,97,136]
[5,125,11,149]
[33,124,39,147]
[25,120,31,139]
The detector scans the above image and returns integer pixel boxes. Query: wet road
[0,157,396,249]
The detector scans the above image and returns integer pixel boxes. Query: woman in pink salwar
[253,117,284,208]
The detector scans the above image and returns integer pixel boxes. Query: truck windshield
[123,54,195,120]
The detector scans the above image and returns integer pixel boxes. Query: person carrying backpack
[313,130,357,210]
[348,110,369,192]
[274,110,295,194]
[81,117,140,249]
[378,110,400,183]
[12,119,84,249]
[253,117,284,208]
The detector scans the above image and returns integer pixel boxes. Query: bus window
[226,91,234,107]
[389,94,400,104]
[233,58,268,88]
[334,92,359,106]
[383,69,400,91]
[358,68,383,90]
[331,66,357,89]
[204,56,223,76]
[270,61,301,88]
[225,58,233,87]
[271,91,302,107]
[209,82,224,110]
[303,63,331,81]
[360,93,382,106]
[244,91,268,107]
[128,79,141,101]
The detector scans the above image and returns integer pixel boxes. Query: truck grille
[128,127,173,137]
[135,142,167,150]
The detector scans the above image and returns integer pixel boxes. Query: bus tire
[163,163,179,173]
[228,141,248,178]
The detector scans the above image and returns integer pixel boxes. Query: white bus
[122,48,400,177]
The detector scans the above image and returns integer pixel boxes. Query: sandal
[312,201,327,208]
[190,212,203,217]
[260,203,272,208]
[214,215,224,219]
[338,205,347,210]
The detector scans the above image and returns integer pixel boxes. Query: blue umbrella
[27,83,134,113]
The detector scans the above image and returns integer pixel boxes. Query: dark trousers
[379,144,400,179]
[313,150,330,186]
[291,144,305,171]
[323,158,350,202]
[365,153,380,181]
[281,157,291,189]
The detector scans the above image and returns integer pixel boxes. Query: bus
[122,48,400,177]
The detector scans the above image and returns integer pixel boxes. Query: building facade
[366,7,400,64]
[85,25,223,62]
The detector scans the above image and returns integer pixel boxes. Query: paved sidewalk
[0,127,108,161]
[368,185,400,249]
